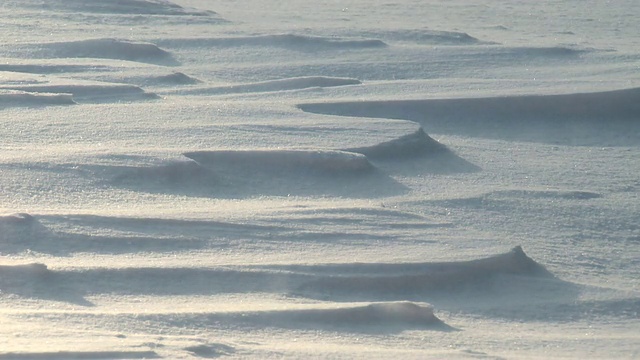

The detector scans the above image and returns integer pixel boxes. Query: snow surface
[1,0,639,358]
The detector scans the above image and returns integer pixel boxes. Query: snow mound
[8,38,179,66]
[33,0,215,17]
[298,246,554,295]
[158,34,387,51]
[176,76,361,95]
[184,149,374,175]
[0,90,75,107]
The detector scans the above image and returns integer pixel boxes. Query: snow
[3,38,180,66]
[1,0,639,359]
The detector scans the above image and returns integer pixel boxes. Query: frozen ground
[1,0,639,358]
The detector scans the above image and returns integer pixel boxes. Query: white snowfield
[1,0,639,359]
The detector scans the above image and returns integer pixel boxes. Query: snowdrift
[102,151,406,198]
[299,87,640,122]
[0,65,157,102]
[297,246,554,295]
[127,71,201,86]
[0,91,75,107]
[278,301,443,326]
[157,34,387,51]
[24,0,216,17]
[149,301,451,332]
[299,87,640,145]
[0,213,207,255]
[184,344,235,358]
[0,213,51,248]
[504,46,588,58]
[343,127,446,160]
[0,63,110,74]
[5,245,624,323]
[174,76,361,95]
[5,39,179,66]
[1,247,556,303]
[0,83,155,103]
[274,301,447,328]
[361,29,483,45]
[183,149,374,175]
[112,160,217,187]
[0,350,160,360]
